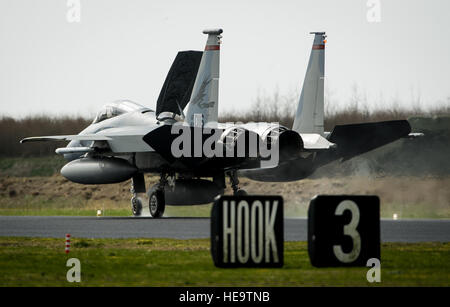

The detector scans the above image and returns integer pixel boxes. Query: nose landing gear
[131,195,143,216]
[130,173,146,217]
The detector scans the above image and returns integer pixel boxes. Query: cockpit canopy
[92,100,152,124]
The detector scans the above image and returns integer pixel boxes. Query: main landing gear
[228,170,247,196]
[148,186,165,218]
[147,173,173,218]
[131,171,247,218]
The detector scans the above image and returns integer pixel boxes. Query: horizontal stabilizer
[20,135,112,143]
[300,133,336,150]
[319,120,411,163]
[406,132,424,138]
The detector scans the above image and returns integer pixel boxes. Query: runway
[0,216,449,242]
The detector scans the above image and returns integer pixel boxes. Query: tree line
[1,96,448,157]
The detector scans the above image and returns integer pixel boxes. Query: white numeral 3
[333,200,361,263]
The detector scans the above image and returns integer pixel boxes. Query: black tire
[131,196,143,216]
[235,189,248,196]
[149,189,165,218]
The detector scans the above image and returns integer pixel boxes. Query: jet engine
[241,124,304,161]
[270,128,304,161]
[219,126,262,158]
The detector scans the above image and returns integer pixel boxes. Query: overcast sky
[0,0,449,118]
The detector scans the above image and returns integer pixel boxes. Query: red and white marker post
[65,234,71,254]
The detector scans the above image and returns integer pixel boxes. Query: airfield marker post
[65,234,71,254]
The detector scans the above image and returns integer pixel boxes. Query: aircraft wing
[20,135,112,143]
[20,127,158,153]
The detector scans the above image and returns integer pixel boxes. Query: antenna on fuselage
[176,100,186,120]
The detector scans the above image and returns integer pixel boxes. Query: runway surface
[0,216,449,242]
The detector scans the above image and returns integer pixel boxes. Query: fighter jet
[20,29,416,217]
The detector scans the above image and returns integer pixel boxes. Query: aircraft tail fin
[292,32,326,135]
[185,29,222,127]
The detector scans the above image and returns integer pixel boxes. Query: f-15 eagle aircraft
[21,29,415,218]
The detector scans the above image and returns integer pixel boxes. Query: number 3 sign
[308,195,380,267]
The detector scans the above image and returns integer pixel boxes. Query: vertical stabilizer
[292,32,326,135]
[185,29,222,127]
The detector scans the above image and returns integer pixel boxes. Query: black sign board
[211,195,284,268]
[308,195,380,267]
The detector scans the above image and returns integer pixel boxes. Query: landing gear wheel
[234,189,247,196]
[131,196,143,216]
[149,188,165,218]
